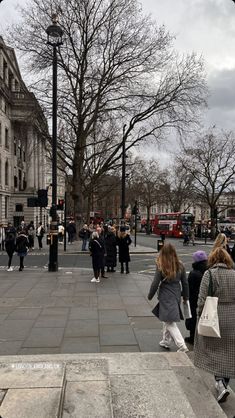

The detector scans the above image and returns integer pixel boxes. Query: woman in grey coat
[148,242,189,352]
[194,247,235,404]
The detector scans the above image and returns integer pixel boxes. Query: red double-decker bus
[153,212,195,238]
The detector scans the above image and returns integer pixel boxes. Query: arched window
[5,160,9,186]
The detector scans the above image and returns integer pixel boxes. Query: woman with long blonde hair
[148,242,189,352]
[212,233,231,256]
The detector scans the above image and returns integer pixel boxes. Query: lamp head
[46,14,63,47]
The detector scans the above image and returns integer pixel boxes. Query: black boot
[107,267,110,272]
[121,263,124,273]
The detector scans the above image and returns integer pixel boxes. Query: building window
[5,160,9,186]
[14,175,17,188]
[15,204,23,212]
[14,139,17,155]
[18,169,22,190]
[3,61,7,83]
[4,196,8,219]
[23,172,26,190]
[18,141,22,159]
[5,128,9,149]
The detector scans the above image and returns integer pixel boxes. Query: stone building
[0,37,48,227]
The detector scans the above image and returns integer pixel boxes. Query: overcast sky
[1,0,235,157]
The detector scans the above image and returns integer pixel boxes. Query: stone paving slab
[0,388,62,418]
[61,337,100,353]
[98,309,129,325]
[64,320,99,338]
[0,361,64,388]
[110,372,196,418]
[22,327,65,348]
[63,381,112,418]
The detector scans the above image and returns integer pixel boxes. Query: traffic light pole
[64,192,67,252]
[48,44,58,272]
[121,124,127,220]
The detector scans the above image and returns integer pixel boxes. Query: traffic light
[57,199,64,210]
[38,189,48,207]
[132,203,138,215]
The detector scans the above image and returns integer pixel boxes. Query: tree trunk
[146,206,151,235]
[210,206,216,239]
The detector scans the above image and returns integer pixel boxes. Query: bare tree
[178,129,235,237]
[162,162,196,212]
[127,158,166,233]
[8,0,207,221]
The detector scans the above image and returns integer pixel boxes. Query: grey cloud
[208,68,235,110]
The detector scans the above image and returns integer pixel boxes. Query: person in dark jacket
[15,230,29,271]
[97,226,108,278]
[67,220,76,244]
[116,227,132,273]
[79,224,90,251]
[27,221,35,250]
[185,250,208,344]
[5,230,16,271]
[89,231,105,283]
[104,226,117,272]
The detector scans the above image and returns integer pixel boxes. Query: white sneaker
[159,340,170,349]
[91,277,100,283]
[216,380,230,403]
[177,345,189,353]
[7,267,13,272]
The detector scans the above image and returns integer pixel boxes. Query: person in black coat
[116,227,132,273]
[5,227,16,271]
[15,230,29,271]
[89,231,105,283]
[104,226,117,272]
[185,250,208,344]
[67,221,76,244]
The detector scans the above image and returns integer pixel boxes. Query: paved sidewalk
[0,268,172,355]
[0,267,234,416]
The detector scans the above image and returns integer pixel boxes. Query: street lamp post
[46,14,63,272]
[121,124,127,221]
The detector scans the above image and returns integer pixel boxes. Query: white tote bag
[198,270,221,338]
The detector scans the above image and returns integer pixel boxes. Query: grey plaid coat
[194,263,235,378]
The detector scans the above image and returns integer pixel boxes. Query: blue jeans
[82,239,88,251]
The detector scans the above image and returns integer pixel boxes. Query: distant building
[0,37,48,227]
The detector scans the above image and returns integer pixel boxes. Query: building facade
[0,37,48,227]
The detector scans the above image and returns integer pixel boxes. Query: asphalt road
[0,234,213,273]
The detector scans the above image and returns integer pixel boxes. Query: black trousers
[7,250,14,268]
[20,256,24,269]
[37,236,43,249]
[121,262,129,272]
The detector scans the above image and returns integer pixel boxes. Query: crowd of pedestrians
[79,222,132,283]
